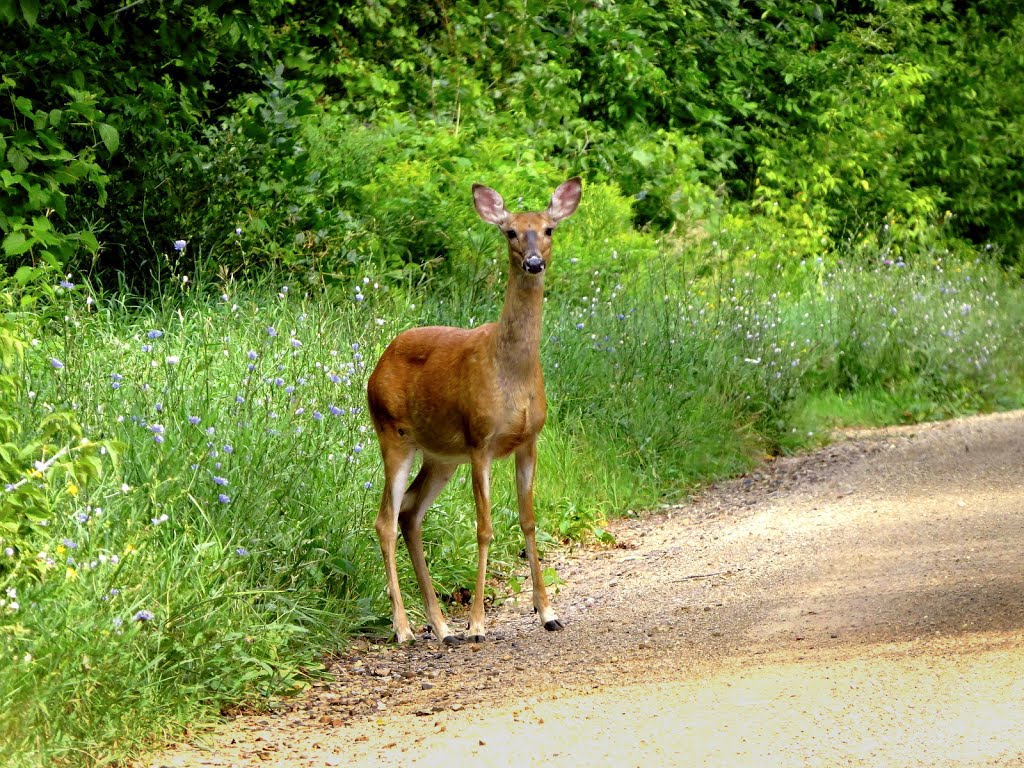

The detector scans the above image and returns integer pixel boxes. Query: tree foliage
[1,0,1022,287]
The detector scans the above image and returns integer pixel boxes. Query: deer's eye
[544,227,554,237]
[505,229,517,239]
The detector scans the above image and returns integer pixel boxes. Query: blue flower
[61,538,78,549]
[218,493,231,504]
[147,330,163,339]
[312,411,323,421]
[59,279,75,289]
[235,547,249,557]
[267,326,278,337]
[223,445,234,454]
[247,350,258,361]
[188,416,201,425]
[133,609,154,622]
[141,344,152,353]
[329,405,343,416]
[213,476,228,486]
[50,358,65,370]
[274,377,285,387]
[290,338,302,349]
[173,239,187,252]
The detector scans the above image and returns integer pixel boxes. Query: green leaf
[7,147,28,173]
[19,0,38,26]
[3,231,30,257]
[12,264,35,284]
[97,123,119,156]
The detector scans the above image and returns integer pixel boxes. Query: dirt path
[150,411,1024,767]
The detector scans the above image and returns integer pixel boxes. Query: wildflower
[235,227,242,236]
[151,513,169,525]
[329,373,341,384]
[133,609,154,622]
[222,444,233,454]
[62,538,78,549]
[575,323,585,330]
[213,476,228,487]
[188,416,201,425]
[290,338,302,349]
[247,350,258,361]
[274,377,285,387]
[312,410,323,421]
[353,443,364,454]
[218,493,231,504]
[59,279,75,289]
[4,547,13,557]
[235,547,249,557]
[267,326,278,337]
[329,405,343,416]
[141,344,152,353]
[364,481,373,490]
[147,330,163,339]
[235,395,245,404]
[205,426,215,436]
[355,292,364,302]
[113,617,123,629]
[165,355,180,366]
[50,358,65,369]
[150,424,165,435]
[155,402,163,413]
[173,239,187,252]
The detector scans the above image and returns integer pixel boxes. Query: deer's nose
[523,255,546,274]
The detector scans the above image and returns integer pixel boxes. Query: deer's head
[473,178,582,276]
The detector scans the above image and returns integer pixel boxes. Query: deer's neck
[495,271,544,378]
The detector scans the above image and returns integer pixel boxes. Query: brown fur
[367,178,582,643]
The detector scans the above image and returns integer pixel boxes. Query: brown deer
[367,177,582,644]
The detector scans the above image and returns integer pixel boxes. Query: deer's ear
[547,177,582,223]
[473,184,508,225]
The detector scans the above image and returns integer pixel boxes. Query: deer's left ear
[473,184,509,226]
[547,177,582,223]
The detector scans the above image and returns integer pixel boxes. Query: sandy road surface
[150,411,1024,767]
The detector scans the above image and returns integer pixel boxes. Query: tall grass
[2,195,1023,766]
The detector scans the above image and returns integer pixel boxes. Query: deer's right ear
[473,184,508,226]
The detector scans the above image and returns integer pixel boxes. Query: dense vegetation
[2,1,1023,766]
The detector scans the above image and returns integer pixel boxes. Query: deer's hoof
[467,634,487,644]
[442,634,464,646]
[543,619,565,632]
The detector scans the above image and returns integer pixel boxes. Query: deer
[367,177,582,644]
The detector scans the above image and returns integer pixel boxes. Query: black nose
[523,256,545,274]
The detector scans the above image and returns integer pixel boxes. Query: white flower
[165,355,180,365]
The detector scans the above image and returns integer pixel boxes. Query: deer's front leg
[515,439,563,631]
[467,454,494,642]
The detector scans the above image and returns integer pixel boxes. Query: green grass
[2,202,1024,766]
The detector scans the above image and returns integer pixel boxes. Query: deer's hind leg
[374,436,417,643]
[399,458,459,644]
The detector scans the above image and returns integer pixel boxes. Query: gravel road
[149,410,1024,767]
